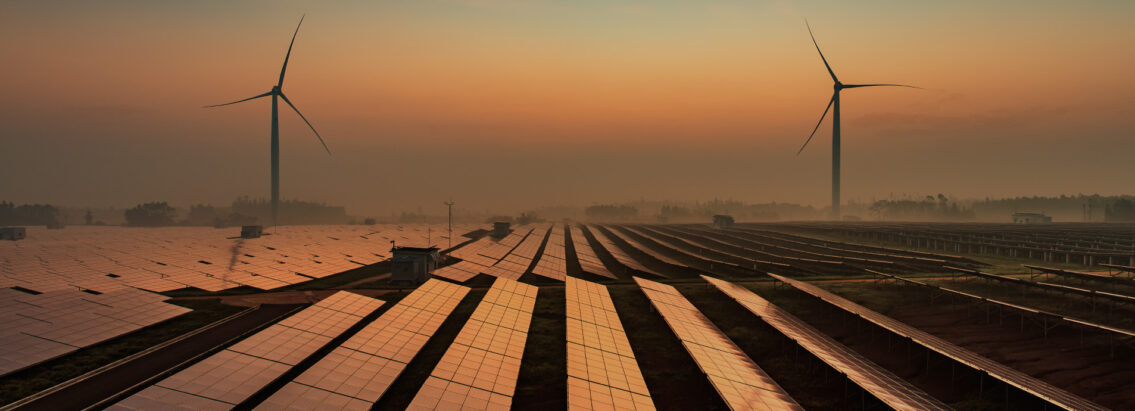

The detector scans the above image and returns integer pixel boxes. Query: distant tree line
[124,202,177,227]
[0,202,61,226]
[869,194,975,221]
[1106,199,1135,222]
[585,205,639,221]
[231,196,347,225]
[657,199,814,222]
[969,194,1134,222]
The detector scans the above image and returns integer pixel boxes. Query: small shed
[241,225,263,239]
[492,222,511,238]
[712,215,735,229]
[1012,212,1052,224]
[1,227,27,241]
[391,246,440,284]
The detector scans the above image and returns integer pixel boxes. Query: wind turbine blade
[203,91,272,108]
[797,94,836,156]
[805,21,838,83]
[279,93,331,155]
[278,15,305,89]
[842,83,923,89]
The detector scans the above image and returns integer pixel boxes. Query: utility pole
[444,199,456,249]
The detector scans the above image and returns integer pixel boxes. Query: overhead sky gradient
[2,1,1133,216]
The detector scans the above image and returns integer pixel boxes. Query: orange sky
[1,1,1134,215]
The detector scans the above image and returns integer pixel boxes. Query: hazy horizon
[3,1,1133,217]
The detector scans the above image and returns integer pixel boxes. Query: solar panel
[258,279,469,409]
[768,273,1107,411]
[567,226,616,279]
[583,226,660,276]
[530,225,567,281]
[632,277,801,411]
[874,270,1135,339]
[600,227,686,267]
[703,275,950,410]
[406,277,536,410]
[565,277,654,410]
[1,224,479,295]
[0,287,191,376]
[112,291,383,409]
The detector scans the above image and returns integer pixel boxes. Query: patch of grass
[513,287,567,409]
[0,299,245,406]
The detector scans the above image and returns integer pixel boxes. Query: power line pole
[444,199,456,249]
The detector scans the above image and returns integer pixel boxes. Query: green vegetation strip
[512,287,567,409]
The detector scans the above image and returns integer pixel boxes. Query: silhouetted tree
[0,202,61,226]
[124,202,176,227]
[1106,199,1135,222]
[183,204,217,226]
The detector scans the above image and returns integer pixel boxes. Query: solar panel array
[531,225,567,281]
[434,226,534,282]
[567,226,616,279]
[874,270,1135,339]
[0,225,477,294]
[633,277,801,411]
[622,226,741,270]
[113,291,384,410]
[601,227,686,267]
[768,273,1107,411]
[583,226,660,276]
[484,225,550,280]
[0,287,191,376]
[407,278,537,410]
[565,277,654,410]
[702,276,950,411]
[259,279,469,409]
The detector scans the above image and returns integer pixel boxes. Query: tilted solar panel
[258,279,469,409]
[703,275,949,411]
[112,291,383,410]
[768,273,1106,411]
[406,277,536,410]
[633,277,801,411]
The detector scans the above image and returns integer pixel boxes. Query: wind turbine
[796,22,919,220]
[205,15,329,227]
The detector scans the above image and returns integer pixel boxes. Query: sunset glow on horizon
[2,1,1133,215]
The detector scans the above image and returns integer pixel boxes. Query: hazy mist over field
[2,1,1133,217]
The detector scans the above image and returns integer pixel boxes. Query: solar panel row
[567,226,616,279]
[0,225,478,294]
[583,226,660,276]
[874,270,1135,339]
[258,279,469,409]
[531,225,567,281]
[602,227,686,267]
[0,287,190,376]
[621,226,738,268]
[702,276,950,411]
[767,273,1107,411]
[407,277,537,410]
[633,277,802,411]
[112,291,383,410]
[436,226,537,282]
[485,225,550,280]
[565,277,654,411]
